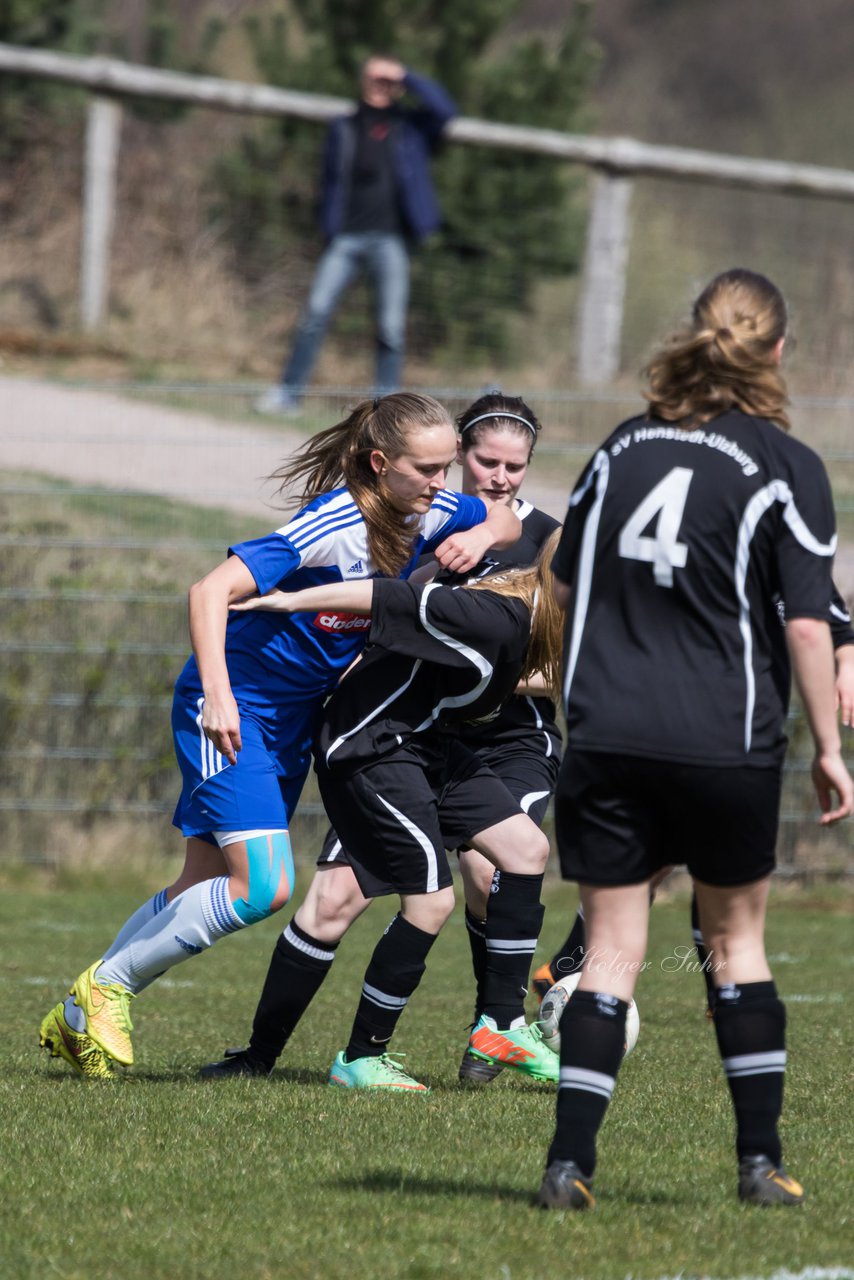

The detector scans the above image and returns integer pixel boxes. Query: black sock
[547,989,628,1178]
[550,908,586,978]
[690,893,717,1011]
[248,920,338,1069]
[481,870,544,1028]
[712,980,786,1164]
[464,906,488,1023]
[345,914,437,1062]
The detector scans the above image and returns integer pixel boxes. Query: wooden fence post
[577,172,633,387]
[80,94,122,331]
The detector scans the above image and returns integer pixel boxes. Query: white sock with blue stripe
[101,888,170,961]
[95,877,245,993]
[64,888,171,1030]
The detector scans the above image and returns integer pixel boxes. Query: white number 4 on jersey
[618,467,693,587]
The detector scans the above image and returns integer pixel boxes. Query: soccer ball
[538,973,640,1057]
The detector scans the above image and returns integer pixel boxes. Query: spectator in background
[255,56,456,415]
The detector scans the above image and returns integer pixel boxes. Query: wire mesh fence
[1,381,851,880]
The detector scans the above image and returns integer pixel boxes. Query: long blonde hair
[644,268,790,430]
[271,393,453,577]
[467,528,564,702]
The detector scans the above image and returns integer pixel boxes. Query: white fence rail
[6,42,854,383]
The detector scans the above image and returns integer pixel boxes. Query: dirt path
[2,375,852,593]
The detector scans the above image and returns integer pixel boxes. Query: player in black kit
[225,531,564,1091]
[533,582,854,1011]
[536,268,853,1212]
[198,395,565,1087]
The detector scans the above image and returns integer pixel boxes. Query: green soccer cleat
[328,1051,429,1092]
[536,1159,596,1210]
[468,1014,559,1083]
[738,1154,805,1206]
[71,962,135,1065]
[39,1002,117,1081]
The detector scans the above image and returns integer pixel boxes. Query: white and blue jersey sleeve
[418,491,487,557]
[229,488,487,592]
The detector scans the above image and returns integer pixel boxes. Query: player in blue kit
[535,269,853,1212]
[38,392,520,1079]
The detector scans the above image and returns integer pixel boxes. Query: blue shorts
[171,690,311,841]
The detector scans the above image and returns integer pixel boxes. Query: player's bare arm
[230,580,376,617]
[786,616,854,823]
[188,555,259,765]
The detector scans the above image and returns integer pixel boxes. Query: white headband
[460,411,537,436]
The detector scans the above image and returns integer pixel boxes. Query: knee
[308,875,368,936]
[507,829,550,876]
[296,867,371,941]
[402,888,455,935]
[232,832,294,925]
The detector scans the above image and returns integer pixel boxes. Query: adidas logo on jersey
[346,559,364,575]
[313,611,371,633]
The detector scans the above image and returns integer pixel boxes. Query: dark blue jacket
[319,70,457,244]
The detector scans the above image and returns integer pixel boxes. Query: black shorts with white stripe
[316,739,559,875]
[315,740,521,898]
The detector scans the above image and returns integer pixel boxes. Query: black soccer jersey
[552,409,837,766]
[434,500,562,755]
[315,578,532,771]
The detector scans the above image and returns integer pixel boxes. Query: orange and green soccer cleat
[468,1014,558,1083]
[71,962,135,1065]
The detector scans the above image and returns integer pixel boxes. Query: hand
[202,689,242,767]
[433,526,491,575]
[229,590,297,614]
[811,750,854,824]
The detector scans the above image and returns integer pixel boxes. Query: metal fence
[1,381,851,879]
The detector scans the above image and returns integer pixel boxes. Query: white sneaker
[253,386,301,415]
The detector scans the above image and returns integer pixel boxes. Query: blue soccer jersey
[171,487,487,838]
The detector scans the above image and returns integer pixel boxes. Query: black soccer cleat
[198,1047,272,1080]
[737,1154,805,1206]
[536,1159,596,1210]
[457,1047,505,1084]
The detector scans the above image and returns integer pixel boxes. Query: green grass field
[1,875,852,1280]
